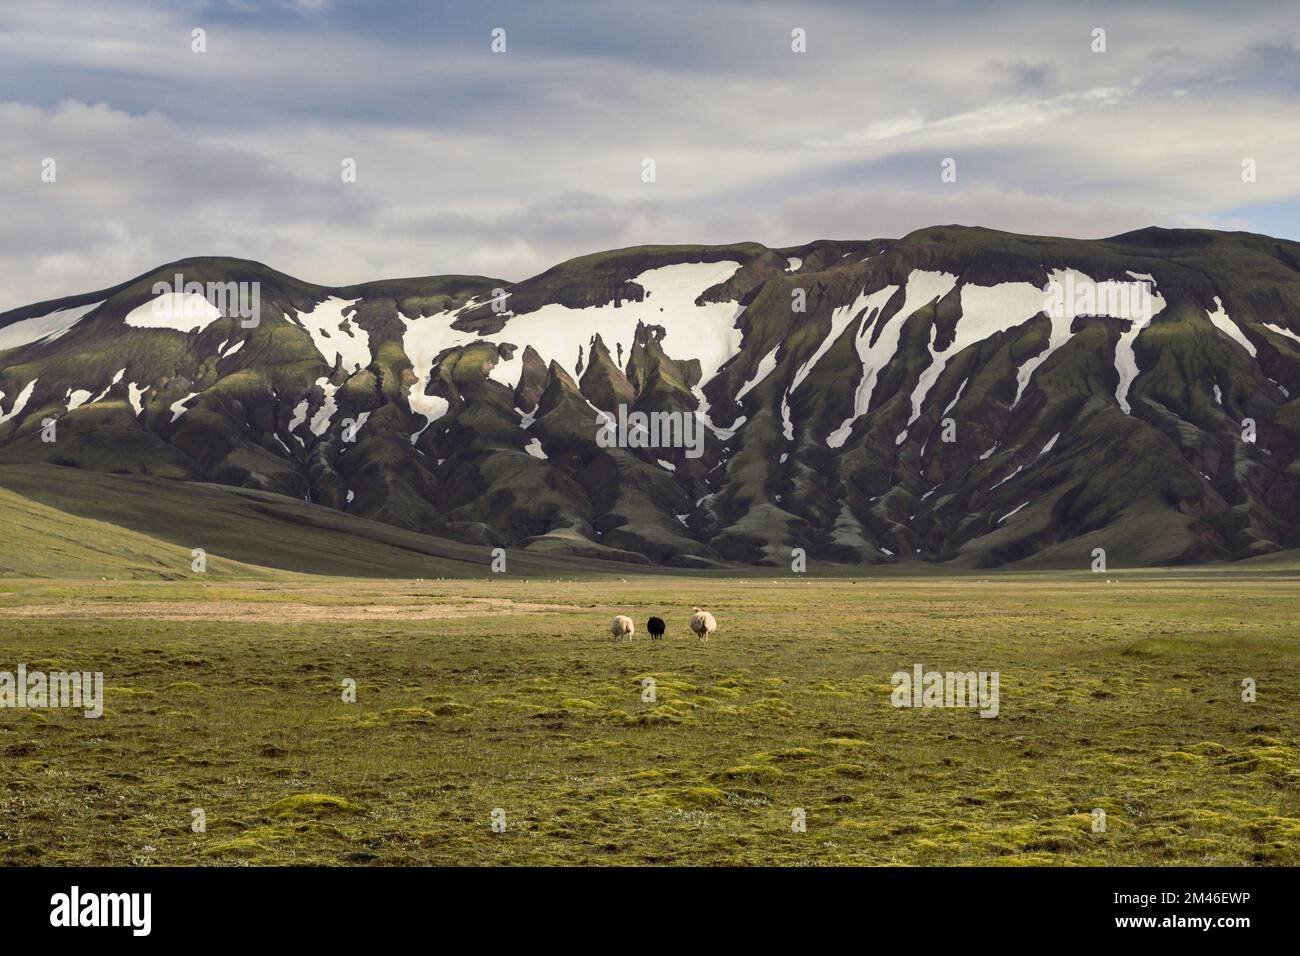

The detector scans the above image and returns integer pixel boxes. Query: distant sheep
[690,607,716,642]
[610,615,634,641]
[647,616,666,639]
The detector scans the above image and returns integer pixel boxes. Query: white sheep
[610,615,634,641]
[690,607,716,643]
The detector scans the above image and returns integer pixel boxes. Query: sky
[1,0,1298,311]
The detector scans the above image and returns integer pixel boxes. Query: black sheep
[647,616,666,639]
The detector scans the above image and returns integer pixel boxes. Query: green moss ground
[1,572,1297,865]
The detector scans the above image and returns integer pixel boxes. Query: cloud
[775,183,1165,242]
[1,1,1299,311]
[804,86,1135,150]
[986,58,1057,91]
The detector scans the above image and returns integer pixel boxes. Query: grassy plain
[2,570,1298,866]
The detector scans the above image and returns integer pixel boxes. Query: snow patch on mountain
[125,293,222,333]
[899,276,1042,443]
[292,297,369,373]
[735,346,779,403]
[789,296,862,396]
[169,391,201,422]
[1265,322,1300,345]
[89,367,127,404]
[347,410,371,443]
[288,397,309,438]
[399,264,743,446]
[1005,270,1163,410]
[401,304,475,442]
[309,378,339,436]
[1110,275,1169,414]
[824,280,925,447]
[991,463,1023,488]
[0,379,38,425]
[410,395,449,444]
[128,382,148,416]
[1205,297,1255,357]
[923,270,1166,414]
[956,278,1056,408]
[829,272,957,448]
[0,301,103,350]
[487,261,744,390]
[941,376,969,416]
[998,501,1029,523]
[694,386,743,440]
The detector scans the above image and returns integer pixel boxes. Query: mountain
[0,462,674,579]
[3,225,1299,570]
